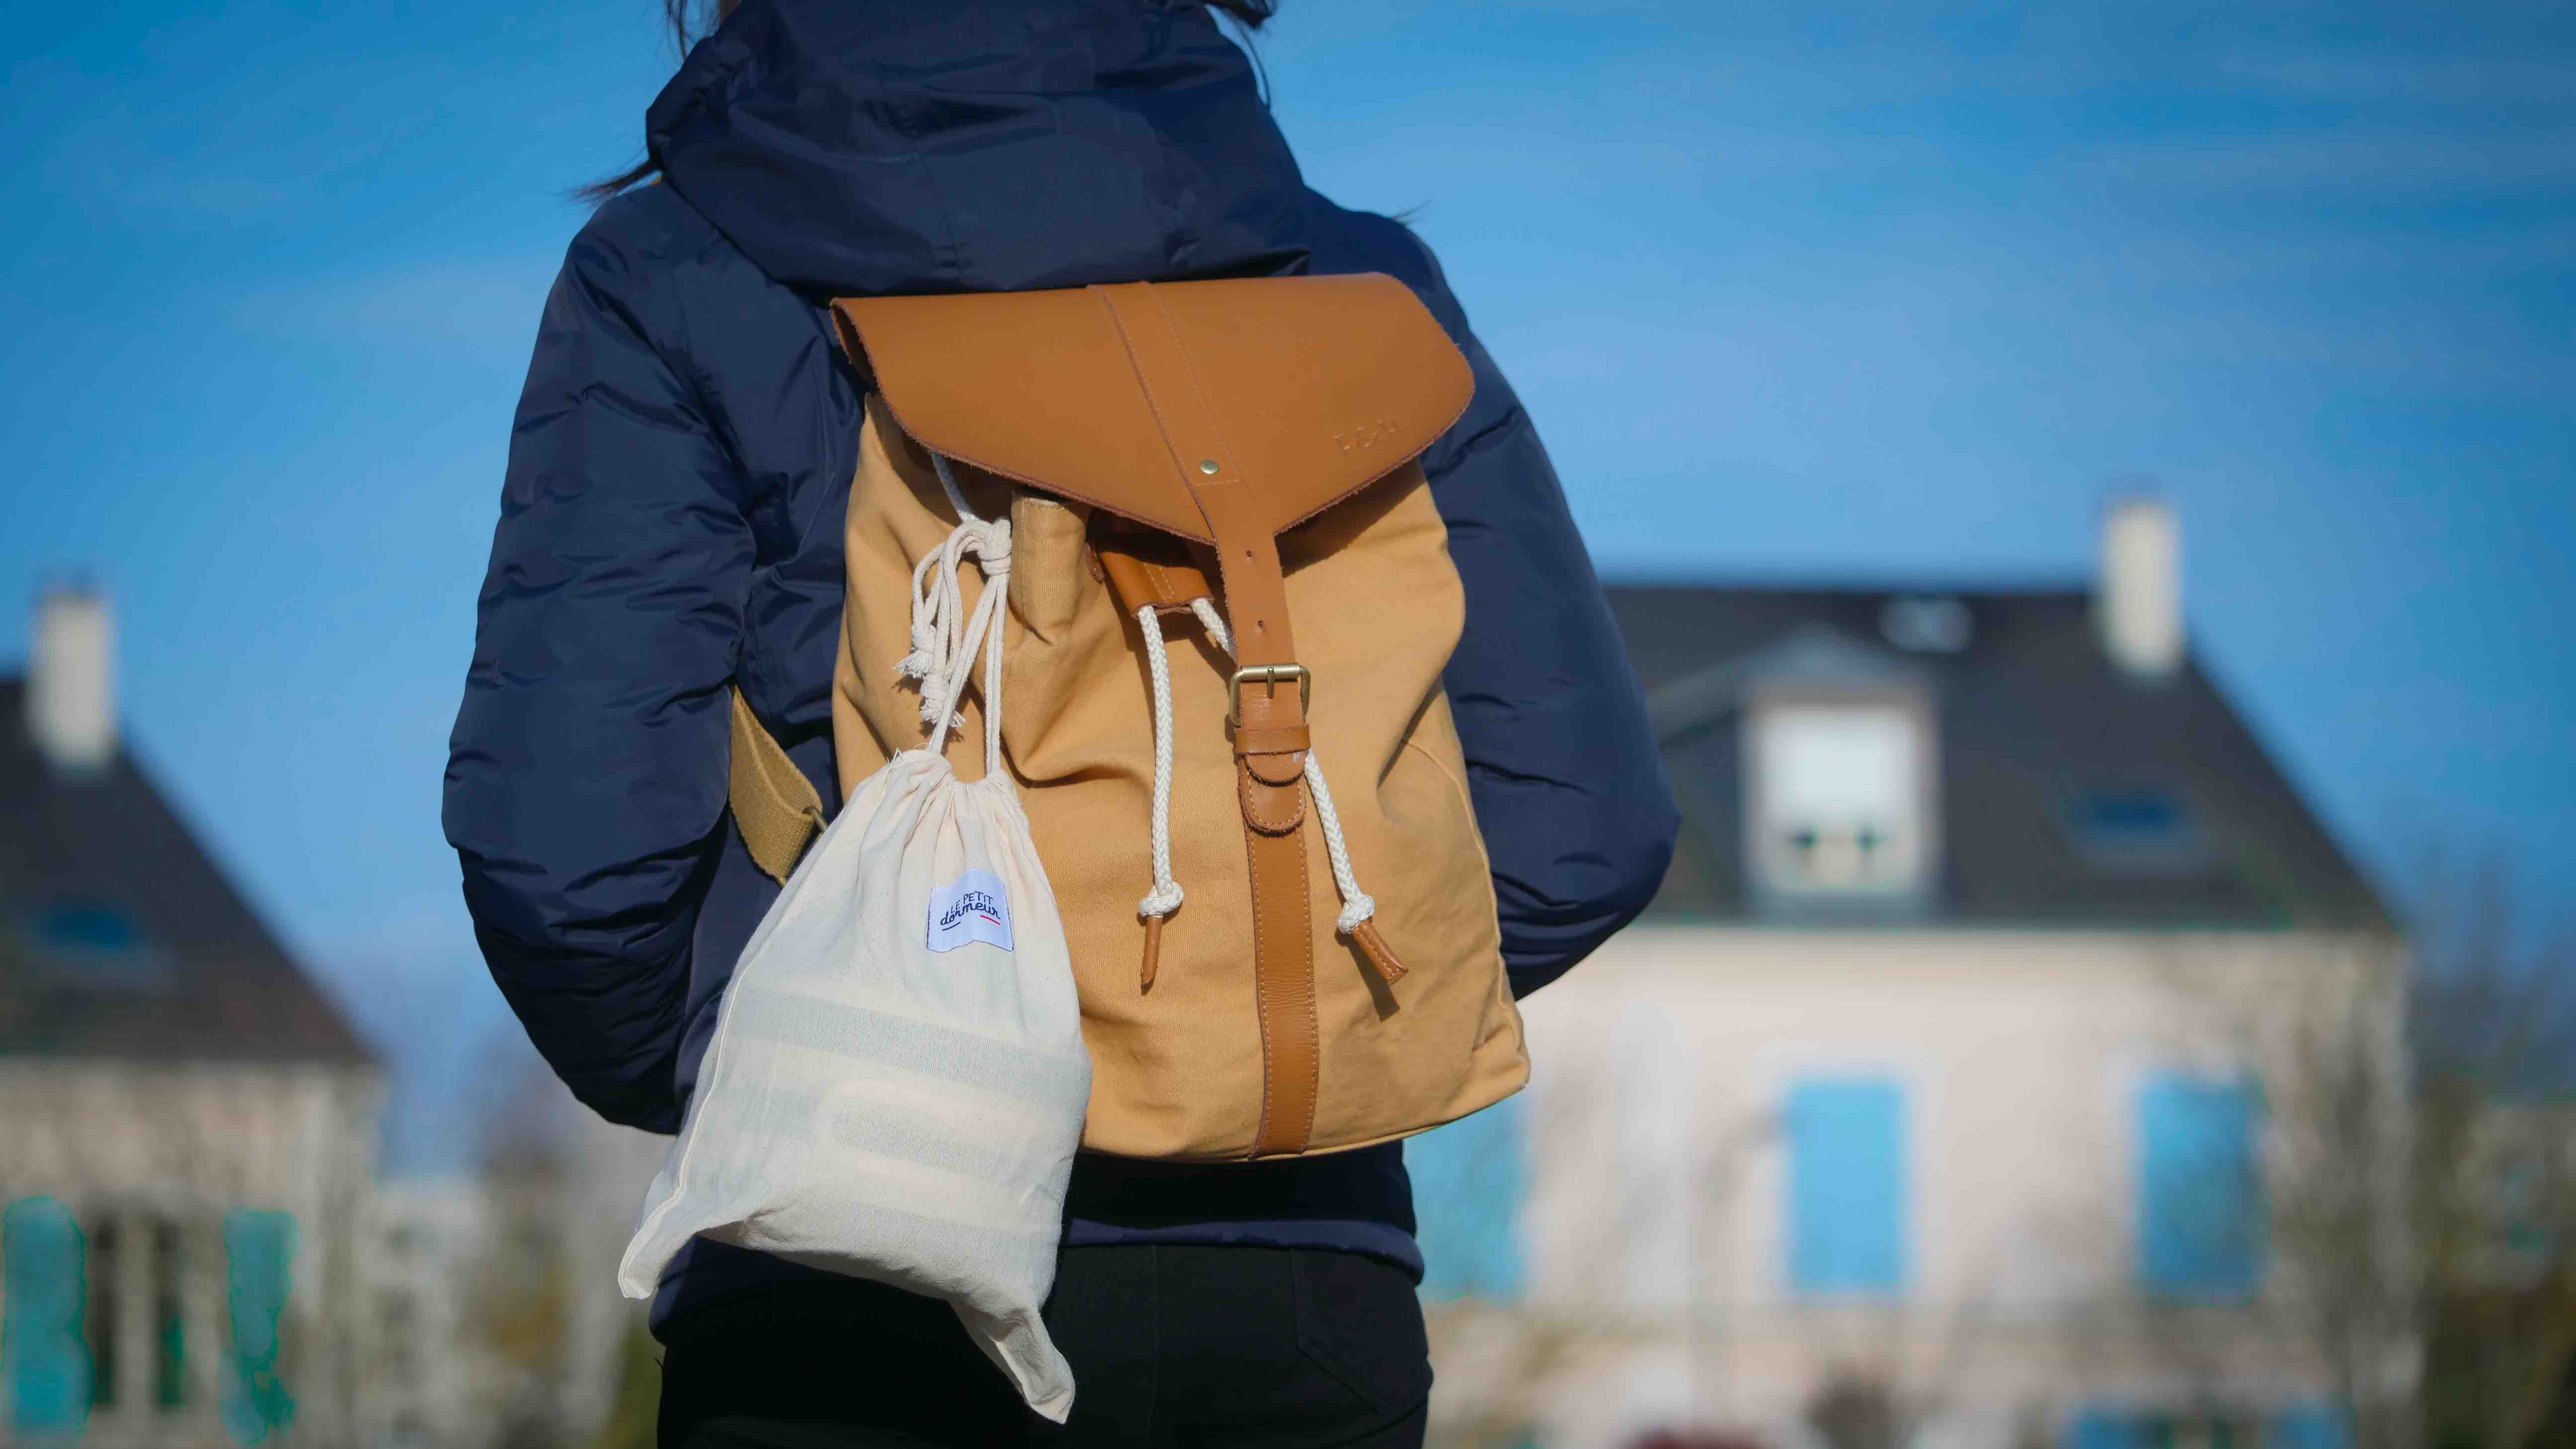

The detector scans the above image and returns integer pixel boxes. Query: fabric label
[926,868,1015,954]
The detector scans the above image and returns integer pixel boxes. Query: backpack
[728,272,1529,1160]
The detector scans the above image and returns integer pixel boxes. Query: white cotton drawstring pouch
[618,461,1090,1423]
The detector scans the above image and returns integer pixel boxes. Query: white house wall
[1490,924,2400,1449]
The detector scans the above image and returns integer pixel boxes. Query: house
[1409,501,2407,1449]
[0,586,384,1449]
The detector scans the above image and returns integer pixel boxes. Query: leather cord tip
[1351,919,1408,987]
[1141,914,1165,992]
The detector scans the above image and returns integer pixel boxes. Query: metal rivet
[1198,459,1220,475]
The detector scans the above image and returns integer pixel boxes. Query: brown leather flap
[832,273,1473,545]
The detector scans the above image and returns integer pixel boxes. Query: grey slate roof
[1610,584,2390,930]
[0,677,376,1065]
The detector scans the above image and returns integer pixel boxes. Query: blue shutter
[2136,1076,2263,1298]
[2,1197,91,1437]
[222,1211,296,1446]
[1785,1078,1907,1296]
[1407,1097,1527,1301]
[2064,1408,2147,1449]
[2271,1405,2348,1449]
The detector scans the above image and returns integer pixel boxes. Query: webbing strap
[727,688,825,885]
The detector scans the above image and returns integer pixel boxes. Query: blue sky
[5,0,2569,1169]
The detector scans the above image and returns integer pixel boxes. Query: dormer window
[2063,782,2212,875]
[23,895,170,988]
[38,898,139,954]
[1746,694,1936,906]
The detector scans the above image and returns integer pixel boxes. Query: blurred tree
[2245,849,2576,1449]
[2404,858,2576,1449]
[448,1036,665,1449]
[469,1066,581,1449]
[576,1323,662,1449]
[2249,929,2415,1449]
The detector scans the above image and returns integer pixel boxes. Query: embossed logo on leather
[1333,418,1401,454]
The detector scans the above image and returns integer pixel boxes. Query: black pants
[658,1245,1432,1449]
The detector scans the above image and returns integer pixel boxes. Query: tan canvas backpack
[727,272,1528,1161]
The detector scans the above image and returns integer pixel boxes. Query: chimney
[28,583,116,776]
[2097,495,2182,680]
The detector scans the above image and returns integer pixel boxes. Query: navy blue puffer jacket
[444,0,1676,1321]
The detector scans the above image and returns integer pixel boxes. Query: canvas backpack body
[731,272,1528,1161]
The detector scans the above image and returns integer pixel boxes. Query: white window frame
[1741,685,1940,910]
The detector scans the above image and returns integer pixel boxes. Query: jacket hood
[645,0,1314,296]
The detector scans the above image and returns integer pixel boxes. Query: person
[442,0,1679,1444]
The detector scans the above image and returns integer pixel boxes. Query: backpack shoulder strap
[728,687,825,885]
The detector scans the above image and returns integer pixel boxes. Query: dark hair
[578,0,1279,204]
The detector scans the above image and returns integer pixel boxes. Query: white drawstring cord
[1132,597,1375,936]
[1135,605,1188,922]
[896,454,1010,768]
[930,452,979,521]
[899,454,1376,953]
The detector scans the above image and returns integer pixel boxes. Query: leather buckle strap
[1226,663,1310,728]
[1091,280,1322,1160]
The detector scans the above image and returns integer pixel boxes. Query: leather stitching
[1291,828,1317,1150]
[1246,804,1276,1157]
[1238,762,1307,834]
[1144,284,1248,501]
[1142,556,1208,614]
[1246,823,1320,1158]
[1087,286,1220,540]
[1143,285,1282,655]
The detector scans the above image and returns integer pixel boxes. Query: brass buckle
[1227,663,1311,727]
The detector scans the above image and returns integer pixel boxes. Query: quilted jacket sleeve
[442,223,751,1132]
[1406,242,1682,998]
